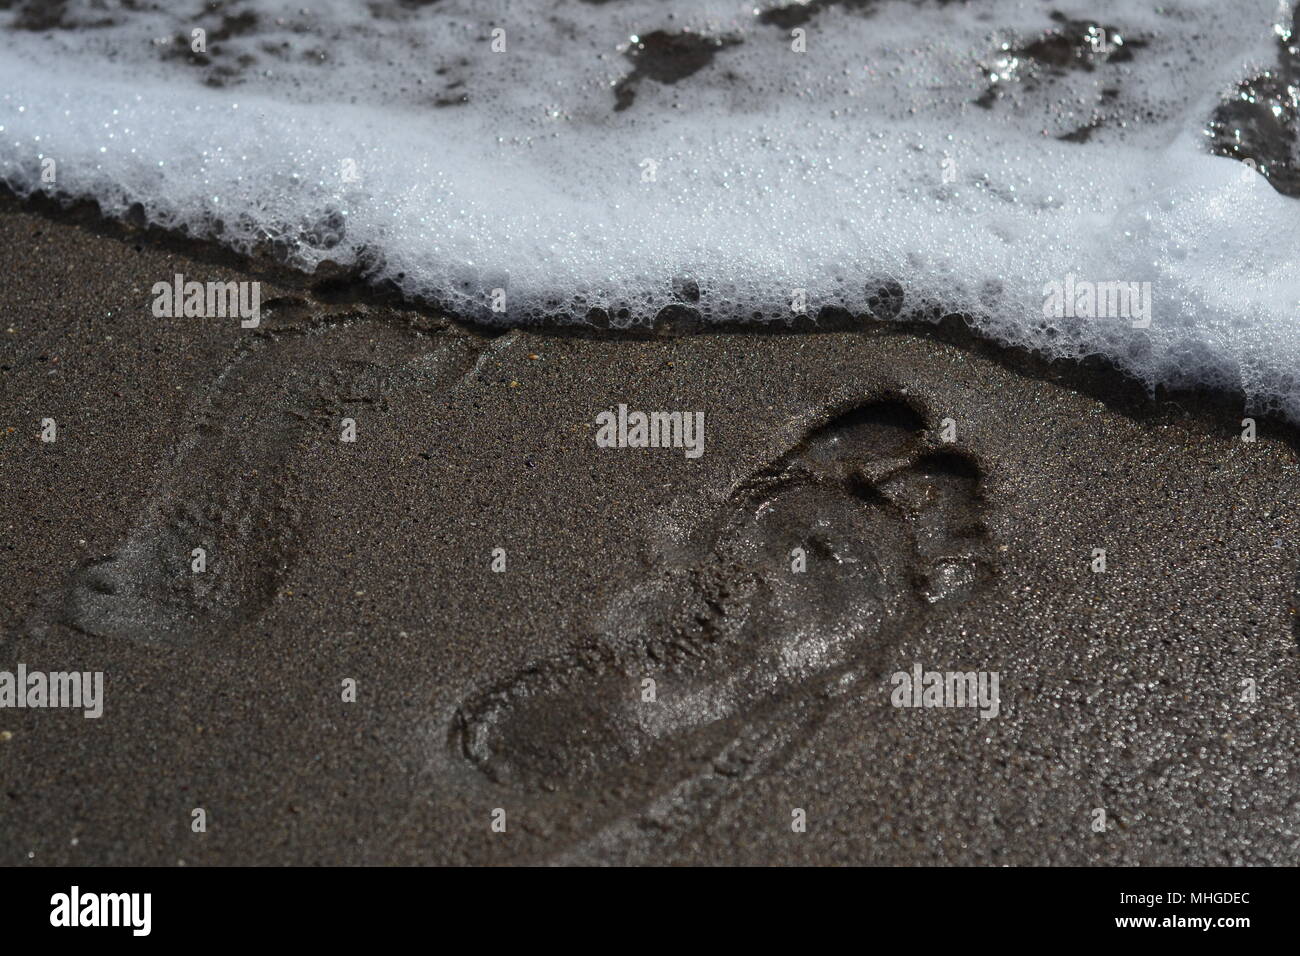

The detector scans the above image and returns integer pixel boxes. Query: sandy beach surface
[2,197,1298,866]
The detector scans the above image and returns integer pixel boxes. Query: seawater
[2,1,1299,416]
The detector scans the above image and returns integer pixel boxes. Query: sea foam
[2,1,1299,417]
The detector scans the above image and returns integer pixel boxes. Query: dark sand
[2,198,1298,865]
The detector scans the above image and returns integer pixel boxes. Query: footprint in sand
[62,316,476,645]
[454,399,993,799]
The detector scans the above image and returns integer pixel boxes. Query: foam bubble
[2,1,1299,416]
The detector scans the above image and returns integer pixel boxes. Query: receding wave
[3,1,1300,417]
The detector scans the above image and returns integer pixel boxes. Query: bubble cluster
[2,1,1299,416]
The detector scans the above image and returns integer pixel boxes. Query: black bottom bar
[0,866,1273,942]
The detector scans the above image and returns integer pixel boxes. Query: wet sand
[1,197,1298,865]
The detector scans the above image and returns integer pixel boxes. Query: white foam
[2,1,1299,416]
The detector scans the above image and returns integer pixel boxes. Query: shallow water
[2,1,1299,417]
